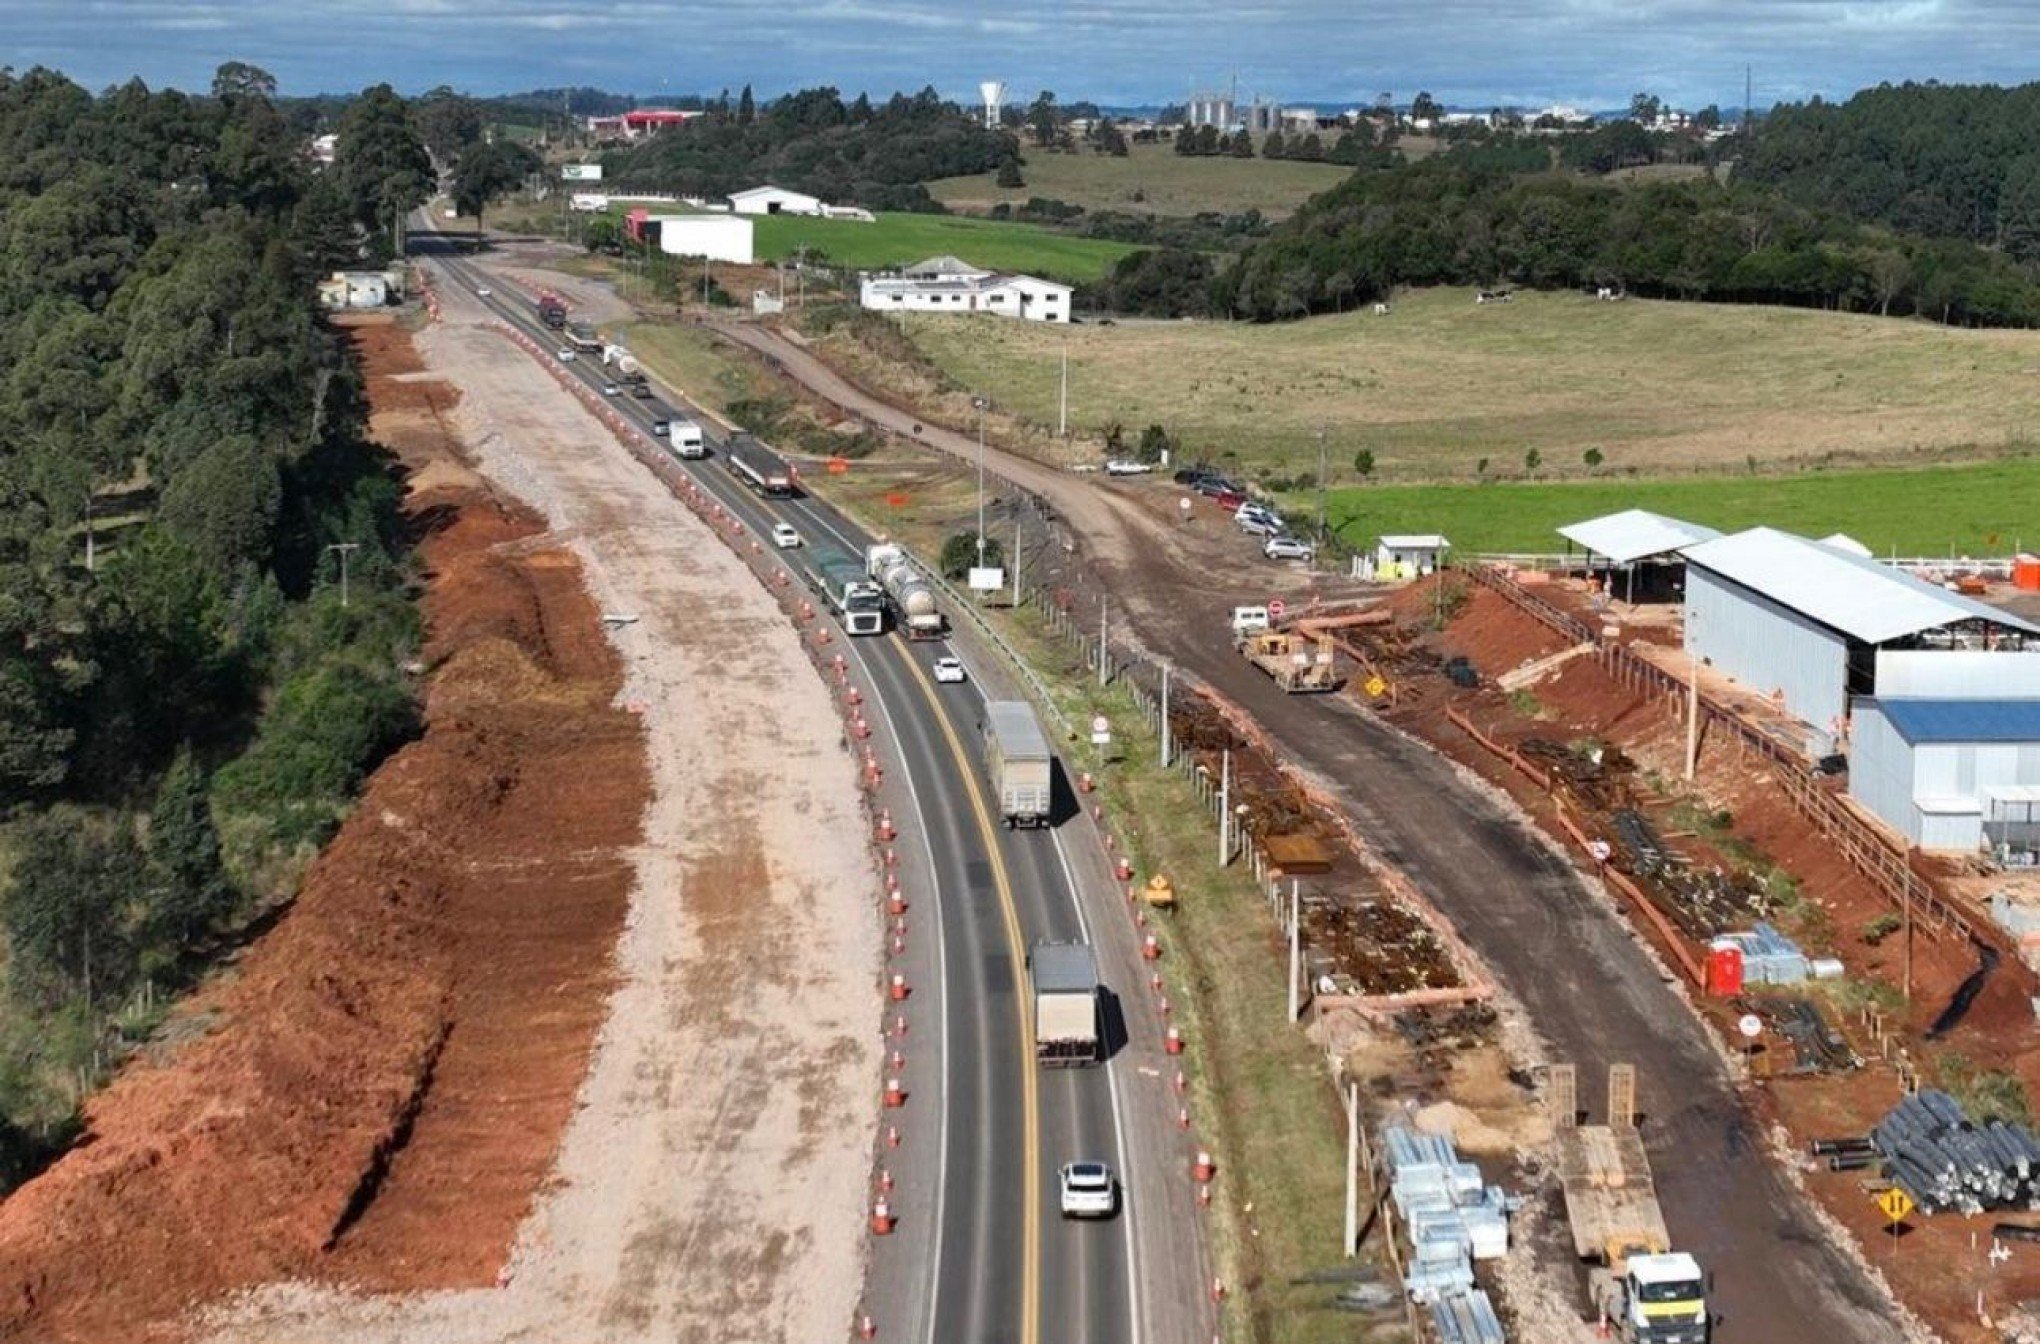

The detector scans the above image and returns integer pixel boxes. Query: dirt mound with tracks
[0,315,646,1343]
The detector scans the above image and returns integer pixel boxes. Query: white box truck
[984,700,1052,828]
[1031,941,1101,1066]
[669,417,707,458]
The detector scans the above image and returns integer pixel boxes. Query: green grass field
[900,286,2040,481]
[1315,457,2040,556]
[929,139,1352,220]
[749,210,1136,283]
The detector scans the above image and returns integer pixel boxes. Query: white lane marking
[1050,827,1144,1344]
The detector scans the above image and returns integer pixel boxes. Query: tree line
[0,64,435,1181]
[1741,81,2040,262]
[605,85,1017,213]
[1161,159,2040,325]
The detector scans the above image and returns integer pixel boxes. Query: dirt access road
[710,316,1916,1343]
[200,298,881,1341]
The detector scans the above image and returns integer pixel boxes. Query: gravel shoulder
[199,294,881,1342]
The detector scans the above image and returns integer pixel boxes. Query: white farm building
[860,256,1071,323]
[729,185,824,216]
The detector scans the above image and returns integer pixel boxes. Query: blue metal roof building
[1851,698,2040,854]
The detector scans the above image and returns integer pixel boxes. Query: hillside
[886,286,2040,479]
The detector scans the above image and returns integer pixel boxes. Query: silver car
[1264,535,1315,562]
[1058,1161,1118,1219]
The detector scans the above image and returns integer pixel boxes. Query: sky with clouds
[9,0,2039,111]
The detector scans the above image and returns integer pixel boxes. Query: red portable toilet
[1706,944,1744,997]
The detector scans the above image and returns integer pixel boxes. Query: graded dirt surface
[0,316,648,1343]
[198,288,880,1343]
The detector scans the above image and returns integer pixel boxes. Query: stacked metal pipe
[1871,1090,2040,1215]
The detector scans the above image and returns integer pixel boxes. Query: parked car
[1264,535,1315,562]
[1236,512,1282,537]
[1210,490,1246,513]
[1058,1161,1118,1219]
[1193,476,1242,499]
[771,523,801,549]
[1104,459,1153,476]
[1172,466,1213,486]
[933,655,968,684]
[1236,503,1285,530]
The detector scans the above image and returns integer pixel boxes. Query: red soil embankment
[0,317,647,1342]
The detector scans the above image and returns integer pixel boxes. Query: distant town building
[586,109,703,142]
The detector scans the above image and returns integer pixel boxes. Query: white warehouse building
[1679,527,2038,751]
[644,214,755,264]
[729,184,824,216]
[1850,699,2040,855]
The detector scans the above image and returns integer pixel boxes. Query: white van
[670,418,707,459]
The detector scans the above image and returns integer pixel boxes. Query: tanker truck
[601,344,652,397]
[866,543,944,640]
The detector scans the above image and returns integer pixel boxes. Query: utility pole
[1159,662,1172,768]
[1011,511,1022,606]
[1315,424,1329,549]
[325,542,361,608]
[1344,1079,1361,1255]
[1058,345,1069,438]
[1287,879,1301,1021]
[1098,597,1108,687]
[973,395,991,559]
[1218,748,1232,866]
[83,493,95,574]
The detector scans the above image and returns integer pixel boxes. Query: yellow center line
[891,643,1041,1344]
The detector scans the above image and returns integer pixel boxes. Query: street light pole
[325,542,361,608]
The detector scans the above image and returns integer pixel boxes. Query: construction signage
[1876,1187,1914,1224]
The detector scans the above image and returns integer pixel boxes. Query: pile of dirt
[0,323,648,1342]
[1416,581,1572,679]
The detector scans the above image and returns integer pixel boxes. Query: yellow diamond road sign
[1876,1188,1914,1224]
[1365,676,1388,698]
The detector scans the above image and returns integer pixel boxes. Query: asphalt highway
[416,235,1141,1344]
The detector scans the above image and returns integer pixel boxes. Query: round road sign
[1737,1014,1763,1039]
[1268,598,1287,621]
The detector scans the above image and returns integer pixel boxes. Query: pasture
[928,140,1352,219]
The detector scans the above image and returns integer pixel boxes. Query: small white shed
[1375,534,1451,579]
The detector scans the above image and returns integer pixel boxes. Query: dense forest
[605,86,1017,212]
[1212,159,2040,324]
[1742,81,2040,260]
[0,64,434,1180]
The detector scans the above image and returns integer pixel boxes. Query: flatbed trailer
[724,433,796,496]
[1237,630,1338,693]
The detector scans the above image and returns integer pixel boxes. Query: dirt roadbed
[197,306,881,1340]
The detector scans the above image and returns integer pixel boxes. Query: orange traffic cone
[871,1200,895,1235]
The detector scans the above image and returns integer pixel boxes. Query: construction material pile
[1384,1125,1510,1315]
[1872,1090,2040,1215]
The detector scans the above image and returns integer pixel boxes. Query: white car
[771,523,801,549]
[1058,1161,1117,1219]
[556,347,577,362]
[476,286,492,298]
[601,380,620,396]
[1264,535,1315,562]
[933,655,967,684]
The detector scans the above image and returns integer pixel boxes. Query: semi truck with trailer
[1551,1063,1710,1344]
[798,542,884,635]
[1029,941,1101,1066]
[866,543,944,640]
[984,700,1053,828]
[723,433,796,496]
